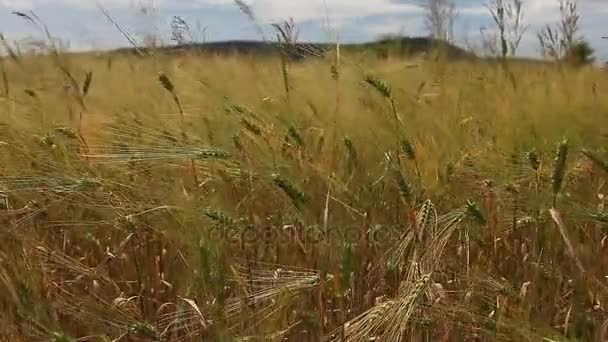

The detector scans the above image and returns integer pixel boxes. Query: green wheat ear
[582,149,608,173]
[127,321,159,340]
[54,126,78,139]
[442,161,455,183]
[194,148,230,159]
[364,74,392,99]
[240,117,262,136]
[339,242,357,291]
[232,133,243,151]
[400,139,416,160]
[272,173,308,208]
[551,139,569,198]
[161,130,178,143]
[330,64,339,80]
[204,208,236,226]
[527,149,540,171]
[50,332,76,342]
[589,211,608,224]
[24,88,37,98]
[393,168,412,202]
[157,71,185,126]
[343,136,358,166]
[316,133,325,154]
[416,199,437,243]
[82,71,93,97]
[158,72,174,93]
[287,126,303,147]
[465,200,486,225]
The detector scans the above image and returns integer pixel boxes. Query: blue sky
[0,0,606,59]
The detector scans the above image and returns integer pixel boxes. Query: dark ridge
[112,36,475,60]
[114,40,321,58]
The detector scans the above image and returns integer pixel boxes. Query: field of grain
[0,43,607,341]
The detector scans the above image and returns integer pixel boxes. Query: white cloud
[364,16,425,36]
[0,0,35,9]
[523,0,608,24]
[0,0,217,10]
[1,0,422,22]
[243,0,422,23]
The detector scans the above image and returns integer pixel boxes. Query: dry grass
[0,44,607,342]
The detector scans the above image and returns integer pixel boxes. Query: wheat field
[0,40,607,341]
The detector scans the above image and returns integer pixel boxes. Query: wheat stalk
[549,208,585,275]
[551,139,569,206]
[364,74,405,128]
[582,149,608,173]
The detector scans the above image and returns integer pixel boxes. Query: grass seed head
[158,72,175,93]
[330,64,339,80]
[465,200,486,225]
[443,162,455,182]
[400,139,416,160]
[287,126,303,147]
[54,126,78,139]
[551,139,569,196]
[589,211,608,224]
[161,130,178,143]
[343,136,357,166]
[416,199,437,243]
[232,133,243,151]
[272,173,307,208]
[393,168,412,202]
[527,149,540,171]
[240,118,262,136]
[194,149,230,159]
[339,242,357,290]
[128,321,159,339]
[82,71,93,97]
[50,332,76,342]
[204,208,236,226]
[24,88,37,98]
[365,74,392,99]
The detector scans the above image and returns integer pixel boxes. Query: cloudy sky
[0,0,606,59]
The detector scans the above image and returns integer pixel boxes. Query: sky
[0,0,606,59]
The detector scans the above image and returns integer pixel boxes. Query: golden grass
[0,47,607,341]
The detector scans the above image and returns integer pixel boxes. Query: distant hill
[344,36,474,59]
[113,36,475,60]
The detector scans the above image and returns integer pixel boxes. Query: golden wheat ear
[225,260,320,334]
